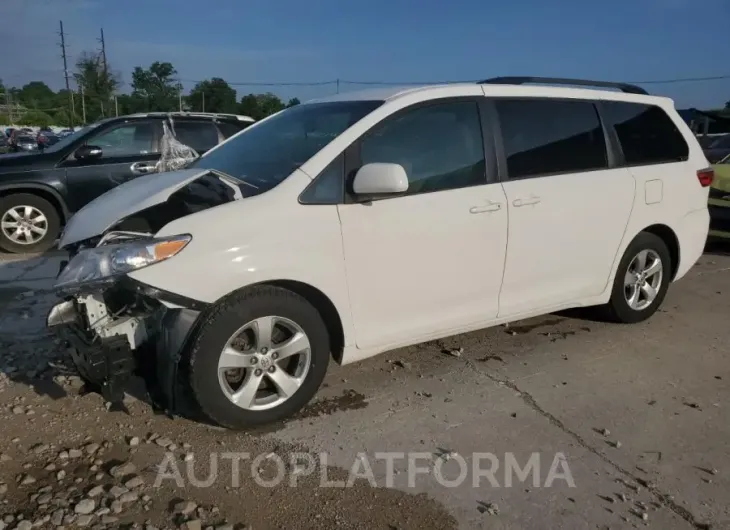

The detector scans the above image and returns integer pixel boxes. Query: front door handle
[130,162,156,176]
[513,196,541,207]
[470,202,502,214]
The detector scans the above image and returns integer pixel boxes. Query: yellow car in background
[709,153,730,239]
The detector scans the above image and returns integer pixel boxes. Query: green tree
[74,51,120,122]
[53,109,82,127]
[238,92,286,120]
[18,81,56,111]
[19,110,54,127]
[187,78,237,113]
[131,61,181,112]
[286,97,301,108]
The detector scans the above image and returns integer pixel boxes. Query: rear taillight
[697,167,714,187]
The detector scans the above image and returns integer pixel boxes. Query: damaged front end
[47,234,205,414]
[46,168,245,414]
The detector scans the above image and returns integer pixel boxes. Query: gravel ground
[0,244,729,529]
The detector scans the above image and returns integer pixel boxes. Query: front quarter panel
[127,170,355,345]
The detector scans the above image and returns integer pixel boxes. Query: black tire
[186,285,330,429]
[603,232,672,324]
[0,193,61,254]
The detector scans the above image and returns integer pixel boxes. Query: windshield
[41,123,100,153]
[190,100,383,196]
[709,135,730,149]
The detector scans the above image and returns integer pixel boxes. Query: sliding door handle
[513,197,541,207]
[470,202,502,214]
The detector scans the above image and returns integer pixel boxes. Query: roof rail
[478,76,649,96]
[141,111,255,122]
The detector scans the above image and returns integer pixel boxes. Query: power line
[627,75,730,84]
[177,78,336,87]
[176,74,730,88]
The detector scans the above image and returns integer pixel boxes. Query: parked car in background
[0,112,255,253]
[5,128,15,139]
[709,153,730,239]
[58,128,75,138]
[703,133,730,164]
[10,133,38,152]
[8,129,38,153]
[47,77,711,429]
[37,131,61,149]
[0,131,8,154]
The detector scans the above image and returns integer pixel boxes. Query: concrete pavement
[0,248,728,528]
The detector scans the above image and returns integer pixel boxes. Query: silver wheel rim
[217,315,311,411]
[624,249,663,311]
[1,205,48,245]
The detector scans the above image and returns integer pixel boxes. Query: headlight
[55,235,191,290]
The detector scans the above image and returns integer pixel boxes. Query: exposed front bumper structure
[47,278,204,414]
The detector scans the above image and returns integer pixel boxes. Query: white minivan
[48,77,712,429]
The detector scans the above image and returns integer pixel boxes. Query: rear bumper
[47,281,203,411]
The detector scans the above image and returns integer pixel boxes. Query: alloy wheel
[623,249,663,311]
[0,205,48,245]
[217,315,312,411]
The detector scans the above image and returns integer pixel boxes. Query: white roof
[307,82,670,106]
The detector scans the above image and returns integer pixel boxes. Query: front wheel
[0,193,61,254]
[186,285,330,429]
[603,232,671,323]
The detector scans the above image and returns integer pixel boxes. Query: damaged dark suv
[0,112,254,253]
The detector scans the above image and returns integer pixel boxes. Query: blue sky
[1,0,728,108]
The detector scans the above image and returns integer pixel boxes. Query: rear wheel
[0,193,60,254]
[603,232,671,323]
[186,285,330,429]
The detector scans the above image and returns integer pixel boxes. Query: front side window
[602,101,689,166]
[496,98,608,179]
[89,121,159,158]
[190,101,383,197]
[358,101,486,195]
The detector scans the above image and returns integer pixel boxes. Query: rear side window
[601,102,689,166]
[173,120,221,154]
[496,99,608,179]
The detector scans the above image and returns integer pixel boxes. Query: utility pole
[202,91,205,112]
[98,28,108,76]
[98,28,110,118]
[80,85,86,124]
[59,20,75,126]
[6,91,13,123]
[178,86,182,112]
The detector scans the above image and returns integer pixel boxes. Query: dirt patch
[0,293,456,530]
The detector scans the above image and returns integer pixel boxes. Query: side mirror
[74,145,103,160]
[352,163,409,197]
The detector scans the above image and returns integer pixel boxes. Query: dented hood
[59,168,213,248]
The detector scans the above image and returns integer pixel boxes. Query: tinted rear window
[217,121,247,139]
[496,98,608,179]
[173,121,220,154]
[602,102,689,166]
